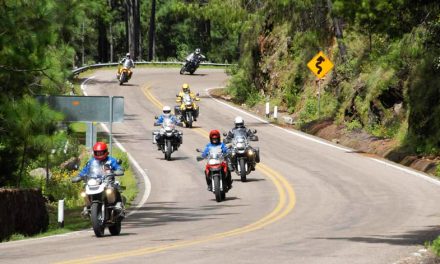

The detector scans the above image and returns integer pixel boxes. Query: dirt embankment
[210,89,440,177]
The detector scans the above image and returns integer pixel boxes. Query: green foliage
[0,96,64,187]
[430,236,440,256]
[346,119,362,131]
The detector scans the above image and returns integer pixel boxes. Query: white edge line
[205,87,440,187]
[205,87,351,152]
[2,76,152,245]
[81,76,151,215]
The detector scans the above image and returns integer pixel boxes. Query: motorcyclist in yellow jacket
[176,83,200,121]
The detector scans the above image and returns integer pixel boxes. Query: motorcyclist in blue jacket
[154,105,181,126]
[71,142,124,215]
[198,130,232,191]
[154,105,183,150]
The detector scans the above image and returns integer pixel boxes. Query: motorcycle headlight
[105,188,113,195]
[87,178,100,186]
[80,191,87,198]
[165,127,172,132]
[247,149,254,156]
[208,159,221,165]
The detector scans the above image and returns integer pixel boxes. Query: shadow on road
[313,226,440,246]
[124,201,244,228]
[113,133,150,144]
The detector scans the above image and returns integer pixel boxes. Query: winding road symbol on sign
[315,56,325,75]
[307,51,334,78]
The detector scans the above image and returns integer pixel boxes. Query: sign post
[36,95,124,153]
[307,51,334,118]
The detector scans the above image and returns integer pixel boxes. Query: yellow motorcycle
[117,66,132,85]
[175,93,200,128]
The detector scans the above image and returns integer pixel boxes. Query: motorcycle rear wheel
[109,221,121,236]
[91,203,105,237]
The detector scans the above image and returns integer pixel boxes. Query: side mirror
[116,159,122,165]
[196,93,200,96]
[253,129,257,134]
[196,148,201,152]
[154,115,158,119]
[223,132,227,137]
[176,94,179,97]
[73,164,79,171]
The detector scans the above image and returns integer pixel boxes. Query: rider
[224,116,260,164]
[186,48,206,64]
[154,105,182,126]
[176,83,200,121]
[154,105,183,149]
[117,52,135,79]
[198,130,232,191]
[71,142,124,214]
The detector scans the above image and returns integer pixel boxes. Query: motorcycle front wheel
[165,140,172,161]
[119,73,125,85]
[91,202,105,237]
[180,66,185,75]
[187,112,193,128]
[214,176,222,202]
[239,158,247,182]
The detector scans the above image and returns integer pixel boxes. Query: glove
[196,156,204,162]
[71,176,82,183]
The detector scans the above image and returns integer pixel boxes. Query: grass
[427,236,440,256]
[2,145,139,242]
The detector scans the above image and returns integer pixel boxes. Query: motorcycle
[117,60,133,85]
[153,117,183,160]
[175,93,200,128]
[196,147,231,202]
[79,159,125,237]
[225,130,259,182]
[180,57,201,75]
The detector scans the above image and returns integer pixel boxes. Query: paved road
[1,68,440,264]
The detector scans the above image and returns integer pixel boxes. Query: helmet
[209,129,221,145]
[182,83,190,93]
[126,53,131,58]
[195,48,201,55]
[93,142,108,161]
[163,105,171,117]
[234,116,244,128]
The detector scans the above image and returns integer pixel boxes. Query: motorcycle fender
[86,184,105,195]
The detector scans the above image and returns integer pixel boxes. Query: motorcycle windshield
[162,117,175,130]
[88,159,105,179]
[183,94,192,105]
[208,146,224,160]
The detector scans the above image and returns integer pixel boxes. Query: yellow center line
[58,85,296,264]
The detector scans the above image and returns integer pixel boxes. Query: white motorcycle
[153,117,183,160]
[80,159,125,237]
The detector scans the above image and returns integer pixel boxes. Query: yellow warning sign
[307,51,334,79]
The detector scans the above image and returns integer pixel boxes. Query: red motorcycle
[197,146,230,202]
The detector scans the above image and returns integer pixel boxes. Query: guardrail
[72,61,233,75]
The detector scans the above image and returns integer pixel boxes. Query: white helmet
[163,105,171,117]
[126,53,131,58]
[234,116,244,128]
[195,48,200,55]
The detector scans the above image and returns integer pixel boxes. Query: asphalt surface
[1,68,440,264]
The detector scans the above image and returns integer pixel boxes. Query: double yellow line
[59,86,296,264]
